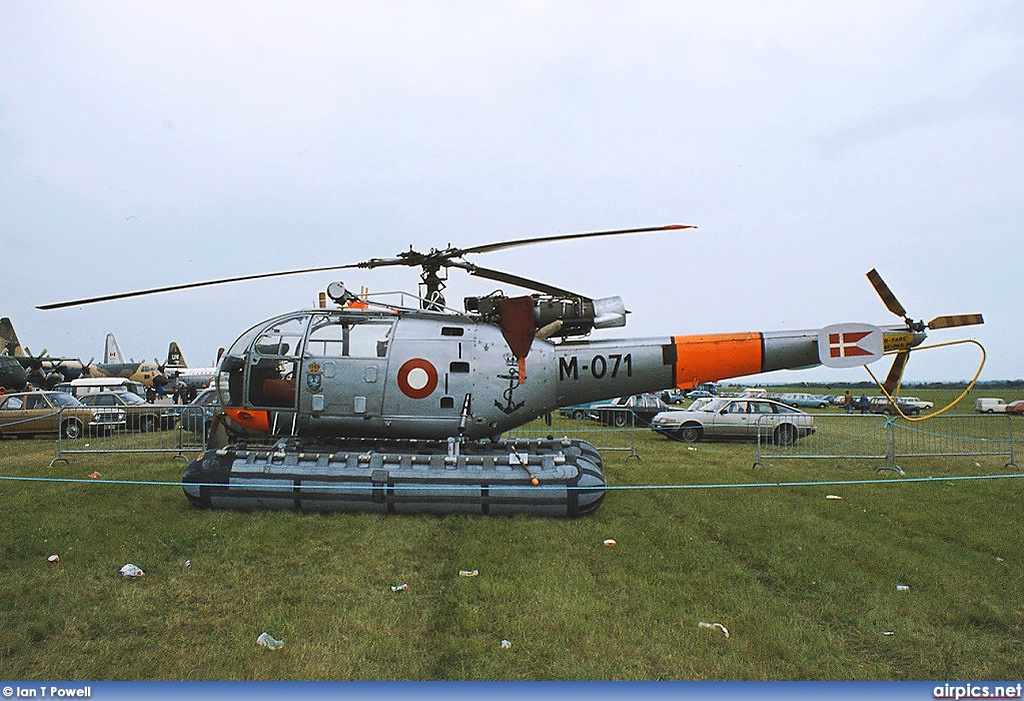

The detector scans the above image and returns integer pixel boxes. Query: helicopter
[39,224,983,517]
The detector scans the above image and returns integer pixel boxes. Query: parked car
[650,397,815,445]
[778,393,829,409]
[1003,400,1024,415]
[589,393,672,427]
[77,391,178,431]
[898,396,934,411]
[178,387,221,433]
[974,398,1007,414]
[659,389,688,404]
[866,396,924,417]
[0,391,123,438]
[52,377,147,399]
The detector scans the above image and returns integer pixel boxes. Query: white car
[651,397,815,445]
[778,392,829,409]
[899,396,934,411]
[974,398,1007,414]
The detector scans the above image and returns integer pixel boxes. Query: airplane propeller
[866,268,984,394]
[38,224,694,311]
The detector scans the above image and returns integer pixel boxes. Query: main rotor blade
[38,263,365,310]
[866,269,908,319]
[927,313,984,330]
[38,223,694,310]
[457,224,694,257]
[452,262,583,298]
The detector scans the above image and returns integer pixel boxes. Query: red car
[1005,400,1024,415]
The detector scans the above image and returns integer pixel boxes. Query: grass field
[1,387,1022,680]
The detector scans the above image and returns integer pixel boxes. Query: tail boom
[671,330,822,389]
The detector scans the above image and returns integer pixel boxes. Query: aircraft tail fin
[167,341,186,368]
[105,333,125,364]
[0,317,25,356]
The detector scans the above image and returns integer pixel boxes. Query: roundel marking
[397,358,438,399]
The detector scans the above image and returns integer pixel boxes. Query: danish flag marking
[818,324,884,369]
[829,331,875,359]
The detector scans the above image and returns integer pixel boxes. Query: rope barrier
[2,471,1022,493]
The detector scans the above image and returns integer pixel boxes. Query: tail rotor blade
[927,313,984,330]
[866,269,908,319]
[882,350,910,396]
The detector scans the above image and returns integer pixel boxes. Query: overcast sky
[2,1,1020,386]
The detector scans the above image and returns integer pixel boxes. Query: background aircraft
[1,318,169,389]
[1,316,86,388]
[163,341,220,398]
[0,354,29,392]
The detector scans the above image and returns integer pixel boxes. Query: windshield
[48,393,83,408]
[194,389,219,405]
[118,392,147,405]
[694,398,730,413]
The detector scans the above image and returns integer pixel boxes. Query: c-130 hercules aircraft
[40,224,983,517]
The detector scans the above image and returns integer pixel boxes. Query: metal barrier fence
[506,410,642,458]
[755,412,1020,474]
[50,406,208,465]
[30,404,1021,475]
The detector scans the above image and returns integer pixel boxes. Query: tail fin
[166,341,186,367]
[104,333,125,364]
[0,317,24,356]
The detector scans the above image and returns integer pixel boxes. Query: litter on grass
[47,555,60,565]
[603,539,617,547]
[391,583,409,592]
[459,570,479,577]
[895,585,910,592]
[501,639,512,649]
[119,564,144,577]
[257,632,284,650]
[698,621,729,638]
[826,495,842,500]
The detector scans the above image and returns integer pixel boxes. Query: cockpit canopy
[217,309,395,411]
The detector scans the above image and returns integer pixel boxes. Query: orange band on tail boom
[672,333,763,389]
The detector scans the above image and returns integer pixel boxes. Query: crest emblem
[305,361,323,393]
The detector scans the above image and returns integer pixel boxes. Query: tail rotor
[866,268,983,392]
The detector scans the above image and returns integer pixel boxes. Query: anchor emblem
[494,368,525,415]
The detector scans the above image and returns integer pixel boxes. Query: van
[974,398,1007,414]
[53,377,147,399]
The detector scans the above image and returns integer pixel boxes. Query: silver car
[178,387,221,433]
[651,397,815,445]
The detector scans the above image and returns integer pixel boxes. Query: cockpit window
[243,315,309,409]
[254,316,306,358]
[306,317,393,359]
